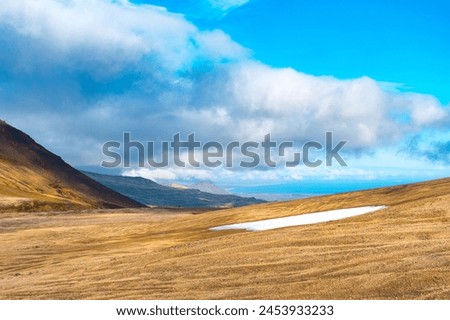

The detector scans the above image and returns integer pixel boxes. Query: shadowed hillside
[0,120,143,212]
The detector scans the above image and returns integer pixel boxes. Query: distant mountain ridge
[83,171,265,208]
[0,120,144,212]
[189,181,231,195]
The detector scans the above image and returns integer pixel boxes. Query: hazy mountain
[0,120,144,212]
[189,181,231,195]
[83,172,265,208]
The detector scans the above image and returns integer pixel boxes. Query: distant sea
[78,166,435,203]
[231,177,427,201]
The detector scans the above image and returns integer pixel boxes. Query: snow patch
[210,206,387,232]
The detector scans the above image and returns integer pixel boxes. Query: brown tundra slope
[0,120,143,212]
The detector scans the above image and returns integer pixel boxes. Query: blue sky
[137,0,450,104]
[0,0,449,195]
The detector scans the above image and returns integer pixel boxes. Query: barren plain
[1,178,449,299]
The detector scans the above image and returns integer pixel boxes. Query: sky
[0,0,449,195]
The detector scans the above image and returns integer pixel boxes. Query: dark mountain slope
[0,120,143,212]
[83,171,265,208]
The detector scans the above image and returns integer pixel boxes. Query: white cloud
[406,94,447,127]
[0,0,448,185]
[196,30,247,62]
[206,0,249,11]
[124,168,177,181]
[124,167,215,182]
[0,0,247,76]
[176,62,447,150]
[222,63,393,147]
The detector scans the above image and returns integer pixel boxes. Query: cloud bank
[0,0,448,182]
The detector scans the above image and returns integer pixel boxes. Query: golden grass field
[1,178,450,299]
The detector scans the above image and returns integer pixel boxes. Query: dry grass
[1,179,450,299]
[0,119,142,210]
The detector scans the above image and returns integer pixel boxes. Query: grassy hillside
[0,120,143,212]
